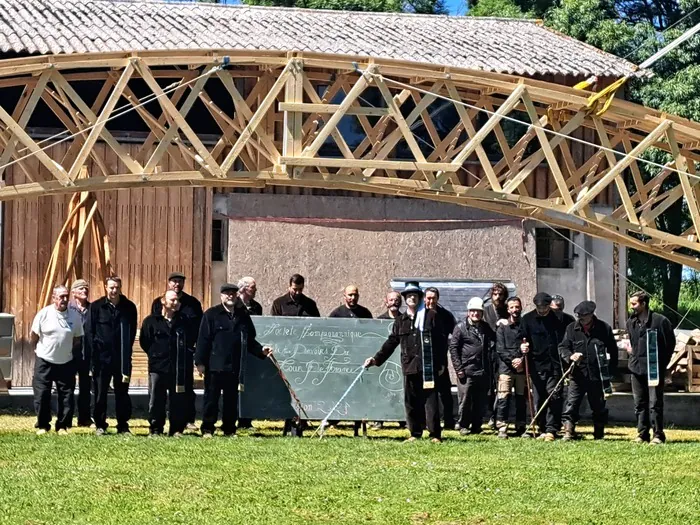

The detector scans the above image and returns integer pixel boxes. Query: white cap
[467,297,484,311]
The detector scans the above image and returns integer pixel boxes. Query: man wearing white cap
[449,297,496,435]
[69,279,92,427]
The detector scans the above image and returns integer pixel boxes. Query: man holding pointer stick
[364,282,443,443]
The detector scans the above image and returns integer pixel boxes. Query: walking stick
[522,340,536,438]
[312,367,366,439]
[268,353,312,423]
[526,361,575,437]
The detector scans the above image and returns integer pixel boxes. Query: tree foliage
[240,0,448,13]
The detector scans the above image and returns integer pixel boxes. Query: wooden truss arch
[0,50,699,268]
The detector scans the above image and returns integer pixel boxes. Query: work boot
[459,428,469,436]
[650,437,664,446]
[593,424,605,440]
[498,428,508,439]
[562,422,575,442]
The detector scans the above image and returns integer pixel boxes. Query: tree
[240,0,449,13]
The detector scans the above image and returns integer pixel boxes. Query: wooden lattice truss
[0,51,699,268]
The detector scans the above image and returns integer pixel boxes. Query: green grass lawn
[1,415,700,524]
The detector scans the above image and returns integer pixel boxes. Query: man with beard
[424,287,456,430]
[626,291,675,444]
[237,276,262,429]
[364,282,444,442]
[86,276,138,435]
[495,296,527,439]
[482,282,509,431]
[449,297,495,435]
[271,274,320,436]
[519,292,566,441]
[271,274,320,317]
[150,272,203,431]
[30,286,84,435]
[69,279,92,427]
[550,295,575,329]
[196,283,272,438]
[378,291,402,320]
[329,285,373,319]
[141,290,196,437]
[559,301,617,441]
[238,276,263,316]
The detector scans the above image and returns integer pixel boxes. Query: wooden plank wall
[2,142,212,387]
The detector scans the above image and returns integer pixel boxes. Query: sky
[445,0,466,15]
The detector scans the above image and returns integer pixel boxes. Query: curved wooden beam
[0,51,698,268]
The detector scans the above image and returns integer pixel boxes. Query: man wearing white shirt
[30,285,84,435]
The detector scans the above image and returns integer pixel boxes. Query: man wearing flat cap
[151,272,203,430]
[69,279,93,427]
[558,300,617,440]
[519,292,567,441]
[365,282,444,443]
[195,283,272,438]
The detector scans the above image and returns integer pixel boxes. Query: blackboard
[239,316,405,421]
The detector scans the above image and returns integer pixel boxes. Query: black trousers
[436,370,455,427]
[530,370,562,435]
[202,371,239,435]
[486,359,498,423]
[563,376,608,426]
[148,371,187,435]
[76,354,92,425]
[631,372,665,441]
[33,357,75,431]
[456,375,488,432]
[93,366,132,431]
[404,373,441,439]
[185,353,196,424]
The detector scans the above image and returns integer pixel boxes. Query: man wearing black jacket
[150,272,203,430]
[85,276,138,435]
[626,291,676,444]
[364,282,443,443]
[559,301,617,441]
[270,274,320,317]
[519,292,566,441]
[141,290,196,436]
[449,297,495,435]
[195,283,271,438]
[237,276,262,429]
[424,287,457,430]
[482,282,509,431]
[495,297,527,439]
[329,285,373,319]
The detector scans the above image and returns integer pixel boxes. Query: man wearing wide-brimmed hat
[69,279,92,427]
[364,281,444,443]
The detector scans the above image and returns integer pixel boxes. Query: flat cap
[168,272,186,281]
[533,292,552,307]
[574,300,596,316]
[220,283,239,293]
[70,279,89,290]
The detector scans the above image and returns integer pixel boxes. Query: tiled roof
[0,0,641,77]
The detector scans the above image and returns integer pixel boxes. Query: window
[536,228,574,269]
[212,219,225,262]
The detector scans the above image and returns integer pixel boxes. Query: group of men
[365,282,676,444]
[29,274,675,444]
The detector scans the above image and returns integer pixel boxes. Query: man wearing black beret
[558,300,617,441]
[518,292,567,441]
[195,283,272,438]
